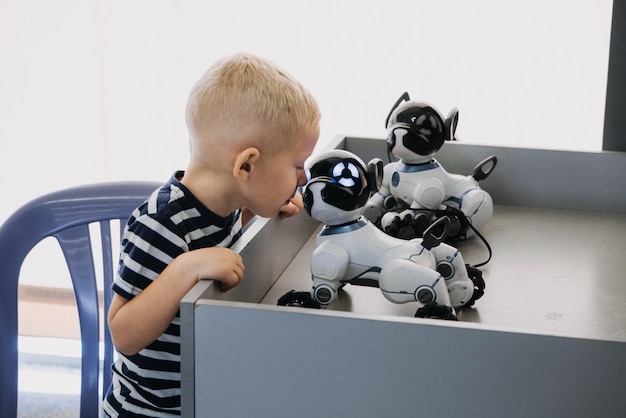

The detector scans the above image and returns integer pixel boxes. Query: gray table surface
[262,204,626,342]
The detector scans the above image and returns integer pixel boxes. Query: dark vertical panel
[603,1,626,151]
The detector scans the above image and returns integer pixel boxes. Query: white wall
[0,0,613,244]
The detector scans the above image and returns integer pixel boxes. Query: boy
[103,53,321,417]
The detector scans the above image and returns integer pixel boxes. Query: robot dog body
[311,217,473,312]
[291,149,481,319]
[363,92,497,241]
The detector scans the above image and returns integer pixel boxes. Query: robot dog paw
[415,303,458,320]
[462,264,486,308]
[383,211,430,240]
[277,290,322,309]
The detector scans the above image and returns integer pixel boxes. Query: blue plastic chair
[0,181,160,417]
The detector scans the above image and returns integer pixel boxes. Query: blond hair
[185,53,320,156]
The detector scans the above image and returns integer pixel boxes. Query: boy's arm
[107,246,244,355]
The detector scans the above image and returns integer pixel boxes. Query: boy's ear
[233,147,260,180]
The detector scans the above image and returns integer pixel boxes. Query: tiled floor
[19,392,80,418]
[18,337,85,418]
[16,287,106,417]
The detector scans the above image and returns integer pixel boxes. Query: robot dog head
[302,150,383,226]
[385,92,459,161]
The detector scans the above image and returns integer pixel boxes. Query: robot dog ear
[385,92,411,128]
[445,108,459,141]
[367,158,384,193]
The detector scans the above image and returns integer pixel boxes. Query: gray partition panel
[193,301,626,418]
[180,211,319,416]
[182,136,626,417]
[341,136,626,212]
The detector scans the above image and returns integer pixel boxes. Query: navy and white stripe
[103,171,242,417]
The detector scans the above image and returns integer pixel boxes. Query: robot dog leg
[309,240,350,306]
[276,240,349,309]
[378,258,457,320]
[430,243,484,308]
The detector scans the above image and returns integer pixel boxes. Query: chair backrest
[0,181,160,418]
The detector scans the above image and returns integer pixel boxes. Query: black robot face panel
[305,156,371,212]
[387,103,448,156]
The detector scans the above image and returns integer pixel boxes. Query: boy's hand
[279,190,304,219]
[195,247,244,292]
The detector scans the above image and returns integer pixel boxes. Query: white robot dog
[278,149,485,320]
[362,92,497,242]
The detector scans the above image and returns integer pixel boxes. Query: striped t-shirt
[103,171,242,417]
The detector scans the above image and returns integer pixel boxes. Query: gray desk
[262,204,626,342]
[181,136,626,417]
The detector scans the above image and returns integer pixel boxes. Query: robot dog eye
[413,114,440,141]
[308,157,363,186]
[331,161,359,187]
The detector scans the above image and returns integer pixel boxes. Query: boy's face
[247,126,319,218]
